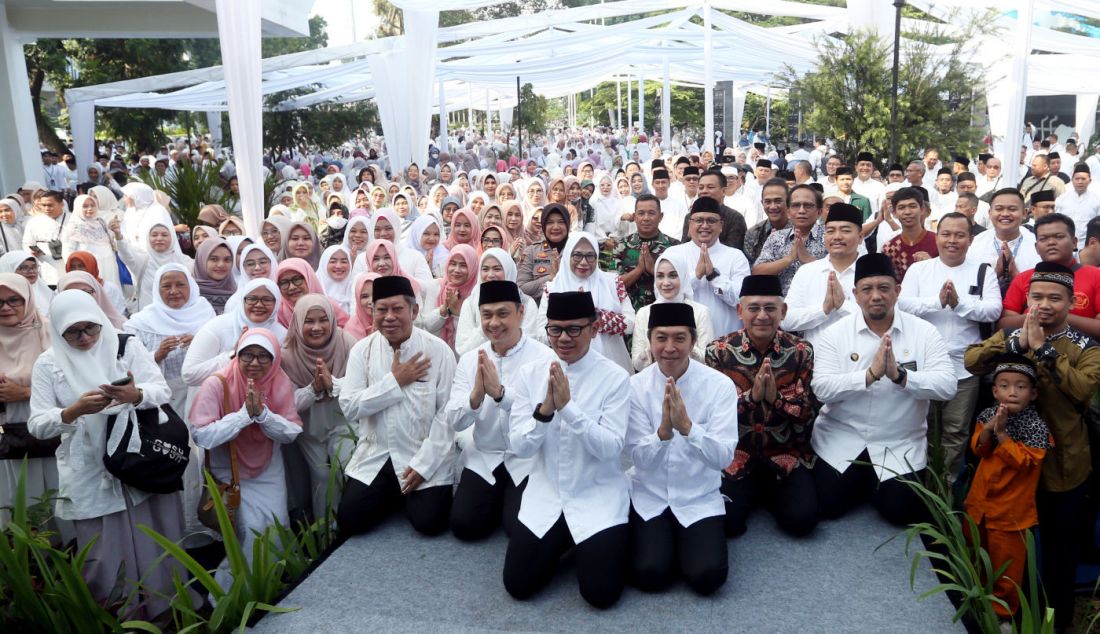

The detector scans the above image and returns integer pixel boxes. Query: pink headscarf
[189,329,302,479]
[436,244,478,347]
[362,239,420,296]
[443,208,481,250]
[57,271,127,329]
[274,258,349,328]
[345,272,381,340]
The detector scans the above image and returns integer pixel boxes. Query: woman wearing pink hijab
[273,258,349,328]
[189,328,302,589]
[443,208,481,251]
[419,244,478,348]
[344,272,381,340]
[359,239,421,297]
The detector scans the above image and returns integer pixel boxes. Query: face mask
[326,216,348,231]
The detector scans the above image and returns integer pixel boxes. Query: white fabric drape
[215,0,263,238]
[661,56,671,149]
[637,70,645,133]
[999,0,1035,189]
[1075,93,1099,152]
[69,100,96,187]
[703,3,714,152]
[438,79,448,153]
[730,82,747,137]
[206,111,223,148]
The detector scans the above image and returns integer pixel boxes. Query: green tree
[513,83,549,134]
[781,18,995,165]
[575,80,706,131]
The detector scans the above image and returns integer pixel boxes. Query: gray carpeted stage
[252,505,963,633]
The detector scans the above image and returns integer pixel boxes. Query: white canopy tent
[63,0,1100,235]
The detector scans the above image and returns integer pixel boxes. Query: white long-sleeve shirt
[968,229,1040,272]
[28,337,171,521]
[508,348,630,543]
[810,309,958,481]
[853,177,886,214]
[781,255,858,347]
[445,336,556,485]
[898,257,1002,379]
[339,328,457,488]
[626,360,738,526]
[1055,189,1100,244]
[22,212,69,285]
[663,240,750,338]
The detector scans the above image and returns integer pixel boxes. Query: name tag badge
[900,361,917,372]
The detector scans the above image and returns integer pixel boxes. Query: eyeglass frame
[62,322,102,342]
[277,275,307,290]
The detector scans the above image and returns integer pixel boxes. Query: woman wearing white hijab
[589,172,626,241]
[537,231,635,373]
[224,243,277,315]
[61,194,121,289]
[0,198,24,256]
[629,253,713,371]
[119,181,156,247]
[28,289,182,620]
[0,250,54,310]
[405,214,449,278]
[316,245,354,314]
[114,205,192,310]
[453,247,545,356]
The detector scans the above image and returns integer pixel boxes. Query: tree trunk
[30,67,67,156]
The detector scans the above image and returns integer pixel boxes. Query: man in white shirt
[626,302,736,596]
[504,291,631,609]
[781,203,863,346]
[921,148,942,190]
[664,196,751,338]
[898,213,1002,481]
[338,276,457,537]
[976,156,1003,197]
[811,253,957,525]
[1055,163,1100,244]
[21,190,69,285]
[852,151,886,212]
[446,281,556,541]
[970,188,1041,297]
[928,168,958,227]
[653,168,688,239]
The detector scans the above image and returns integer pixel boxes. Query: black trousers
[336,458,452,537]
[722,464,820,538]
[813,450,927,527]
[502,514,628,609]
[1037,480,1088,629]
[629,507,727,596]
[450,464,526,541]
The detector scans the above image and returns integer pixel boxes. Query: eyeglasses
[546,323,590,337]
[244,295,277,307]
[237,351,274,365]
[62,323,102,342]
[789,202,819,210]
[15,262,38,274]
[278,275,306,290]
[570,252,597,263]
[0,296,25,309]
[481,236,504,247]
[691,216,721,226]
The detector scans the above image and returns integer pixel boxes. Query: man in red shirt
[1000,212,1100,340]
[881,186,937,281]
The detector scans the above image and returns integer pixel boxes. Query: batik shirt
[612,231,678,311]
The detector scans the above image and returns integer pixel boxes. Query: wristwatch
[492,386,506,403]
[705,268,720,281]
[891,367,907,385]
[533,403,554,423]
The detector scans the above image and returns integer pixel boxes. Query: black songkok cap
[652,169,670,181]
[957,172,976,183]
[1030,261,1074,292]
[834,166,853,176]
[756,159,773,169]
[978,153,993,162]
[937,167,954,177]
[689,196,722,215]
[887,162,905,173]
[546,291,596,321]
[1030,189,1056,204]
[825,202,863,227]
[372,275,416,302]
[954,156,970,168]
[854,253,897,283]
[675,156,691,166]
[809,182,824,193]
[1048,151,1061,160]
[648,302,696,329]
[991,353,1038,384]
[478,280,521,306]
[683,166,700,176]
[739,274,783,298]
[754,142,766,150]
[856,151,875,164]
[1074,162,1091,175]
[651,158,666,168]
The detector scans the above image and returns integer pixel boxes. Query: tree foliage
[513,83,549,134]
[574,80,706,131]
[781,18,995,165]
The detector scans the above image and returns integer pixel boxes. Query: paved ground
[251,505,963,633]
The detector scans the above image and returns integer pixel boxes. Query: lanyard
[994,234,1023,260]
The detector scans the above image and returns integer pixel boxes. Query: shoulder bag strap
[210,374,239,489]
[976,262,991,299]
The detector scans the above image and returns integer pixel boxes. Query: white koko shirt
[509,348,631,543]
[627,360,738,527]
[339,328,457,489]
[810,309,957,481]
[663,240,751,338]
[781,255,858,348]
[445,335,556,486]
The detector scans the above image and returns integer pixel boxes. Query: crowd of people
[3,125,1100,631]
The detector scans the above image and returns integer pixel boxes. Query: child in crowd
[964,355,1052,624]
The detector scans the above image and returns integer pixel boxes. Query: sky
[311,0,380,46]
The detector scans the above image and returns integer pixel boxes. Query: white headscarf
[48,289,120,398]
[466,247,517,308]
[316,245,353,312]
[134,207,192,308]
[370,208,404,249]
[120,182,155,210]
[224,235,253,286]
[547,232,620,311]
[405,215,448,271]
[652,253,694,303]
[341,216,373,255]
[230,278,287,343]
[0,250,54,310]
[126,263,216,336]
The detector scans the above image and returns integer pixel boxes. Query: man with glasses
[752,184,826,293]
[665,196,751,338]
[503,291,631,608]
[445,281,556,541]
[338,276,457,537]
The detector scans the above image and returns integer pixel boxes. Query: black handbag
[101,334,190,494]
[0,422,61,460]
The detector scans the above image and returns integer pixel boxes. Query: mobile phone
[110,376,134,386]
